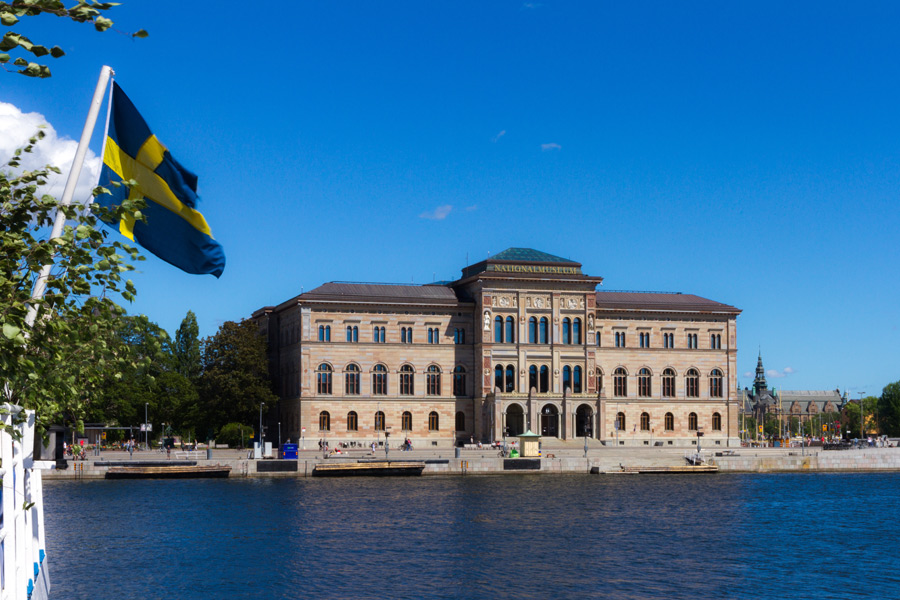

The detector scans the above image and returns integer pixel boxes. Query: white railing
[0,406,51,600]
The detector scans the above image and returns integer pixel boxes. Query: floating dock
[105,465,232,479]
[312,461,425,477]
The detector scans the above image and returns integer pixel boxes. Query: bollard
[207,448,212,460]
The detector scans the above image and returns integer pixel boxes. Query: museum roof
[595,291,741,314]
[300,282,461,304]
[489,248,578,263]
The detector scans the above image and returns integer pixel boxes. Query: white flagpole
[25,65,114,328]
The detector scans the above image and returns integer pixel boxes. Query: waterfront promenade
[43,439,900,479]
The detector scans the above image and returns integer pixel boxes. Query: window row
[496,317,585,345]
[316,363,467,396]
[317,325,467,344]
[605,331,723,350]
[319,410,441,432]
[607,368,724,398]
[616,411,723,432]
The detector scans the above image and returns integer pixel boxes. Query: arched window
[529,365,538,391]
[429,411,439,432]
[316,363,332,395]
[344,364,360,395]
[573,365,582,393]
[686,368,700,398]
[494,365,504,391]
[426,365,441,395]
[372,364,387,395]
[640,412,650,431]
[539,317,548,344]
[662,368,676,398]
[596,369,603,394]
[455,411,465,431]
[709,369,724,398]
[562,318,571,344]
[688,412,698,431]
[452,366,466,396]
[401,326,413,344]
[638,368,651,398]
[616,412,626,432]
[399,365,414,395]
[494,316,503,343]
[614,367,627,397]
[665,412,674,431]
[562,366,572,392]
[401,411,413,431]
[346,326,358,342]
[347,411,358,431]
[505,316,515,343]
[373,326,381,343]
[712,412,722,431]
[573,318,582,345]
[505,364,515,393]
[529,317,537,343]
[454,328,465,344]
[539,365,549,393]
[319,411,330,431]
[374,411,385,431]
[427,328,434,344]
[318,325,331,342]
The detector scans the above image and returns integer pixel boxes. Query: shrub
[217,423,252,449]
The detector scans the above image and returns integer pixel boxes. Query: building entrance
[505,404,525,437]
[540,404,559,438]
[575,404,594,438]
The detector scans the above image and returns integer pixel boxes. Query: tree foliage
[878,382,900,437]
[195,320,276,441]
[174,310,200,382]
[0,0,146,78]
[1,132,146,432]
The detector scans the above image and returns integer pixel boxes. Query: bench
[174,450,205,460]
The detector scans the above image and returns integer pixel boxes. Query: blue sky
[3,1,898,396]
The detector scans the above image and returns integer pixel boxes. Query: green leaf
[133,29,148,39]
[3,323,21,340]
[31,45,48,57]
[93,16,112,32]
[1,13,18,26]
[0,53,8,63]
[50,46,64,58]
[13,57,25,66]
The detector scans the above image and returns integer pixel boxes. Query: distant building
[741,353,846,434]
[253,248,742,448]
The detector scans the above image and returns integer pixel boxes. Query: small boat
[312,461,425,477]
[105,465,231,479]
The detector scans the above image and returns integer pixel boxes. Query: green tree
[877,382,900,437]
[1,1,146,78]
[841,397,878,438]
[194,320,276,440]
[1,132,146,433]
[174,310,201,382]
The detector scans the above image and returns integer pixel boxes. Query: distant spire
[754,352,768,393]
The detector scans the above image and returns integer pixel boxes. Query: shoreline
[42,446,900,479]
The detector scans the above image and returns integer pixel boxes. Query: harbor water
[44,473,900,599]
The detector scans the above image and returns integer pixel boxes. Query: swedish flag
[97,82,226,277]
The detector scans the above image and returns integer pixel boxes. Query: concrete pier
[43,443,900,480]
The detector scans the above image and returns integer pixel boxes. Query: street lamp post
[859,392,866,442]
[259,402,265,458]
[144,402,148,449]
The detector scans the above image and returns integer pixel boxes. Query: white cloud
[419,204,453,220]
[766,367,795,379]
[743,372,753,379]
[541,142,561,151]
[523,2,542,8]
[0,101,101,204]
[492,130,506,143]
[465,205,478,212]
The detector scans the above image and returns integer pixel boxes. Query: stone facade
[252,248,742,448]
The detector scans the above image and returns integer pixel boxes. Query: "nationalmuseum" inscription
[488,264,581,274]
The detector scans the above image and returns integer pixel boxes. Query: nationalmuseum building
[252,248,742,448]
